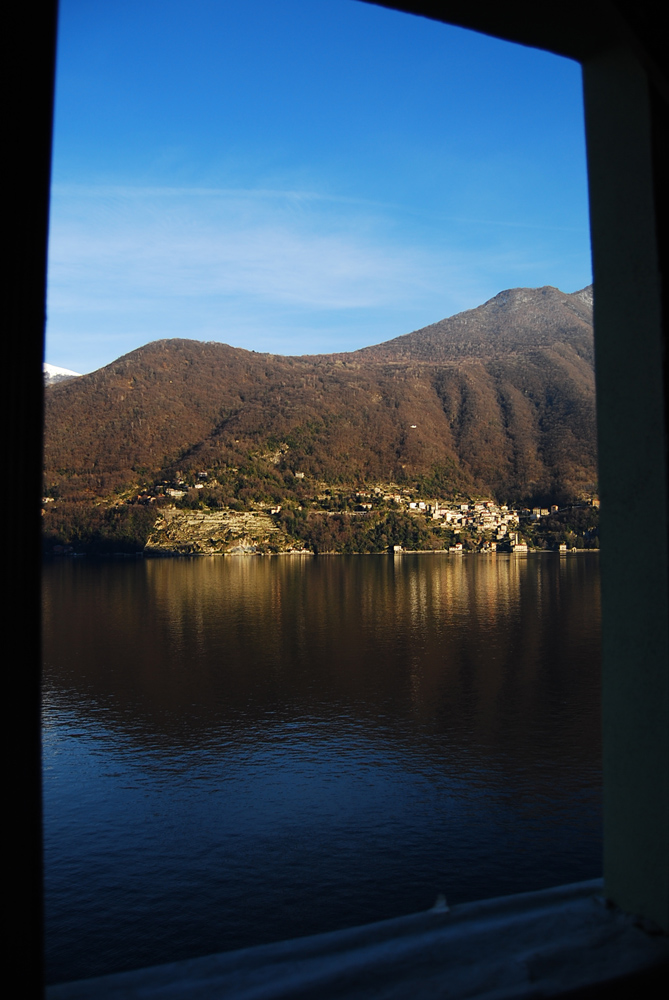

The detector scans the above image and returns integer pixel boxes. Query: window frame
[8,2,668,994]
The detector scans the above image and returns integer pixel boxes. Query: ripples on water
[42,553,601,984]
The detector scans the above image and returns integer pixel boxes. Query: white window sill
[47,878,669,999]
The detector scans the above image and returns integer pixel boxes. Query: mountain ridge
[44,284,597,508]
[343,285,594,364]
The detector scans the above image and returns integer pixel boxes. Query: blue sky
[46,0,592,374]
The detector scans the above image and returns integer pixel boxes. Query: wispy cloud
[48,184,452,311]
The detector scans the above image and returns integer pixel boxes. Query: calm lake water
[42,553,602,985]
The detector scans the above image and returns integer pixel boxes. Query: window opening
[42,0,604,987]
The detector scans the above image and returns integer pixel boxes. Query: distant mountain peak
[482,285,563,311]
[352,283,593,364]
[44,363,82,387]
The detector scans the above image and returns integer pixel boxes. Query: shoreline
[44,547,600,560]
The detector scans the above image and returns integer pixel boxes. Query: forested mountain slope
[44,284,597,505]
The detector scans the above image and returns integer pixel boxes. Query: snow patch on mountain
[44,363,82,386]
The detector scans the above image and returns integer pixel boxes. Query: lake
[42,552,602,985]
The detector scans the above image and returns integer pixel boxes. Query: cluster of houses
[147,472,211,501]
[355,493,598,553]
[388,497,527,552]
[88,472,598,554]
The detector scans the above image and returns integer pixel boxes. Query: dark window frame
[8,2,668,994]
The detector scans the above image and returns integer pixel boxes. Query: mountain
[43,363,82,387]
[43,285,597,506]
[352,285,594,364]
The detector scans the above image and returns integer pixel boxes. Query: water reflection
[43,554,601,984]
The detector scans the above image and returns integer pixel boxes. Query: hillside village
[43,472,600,555]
